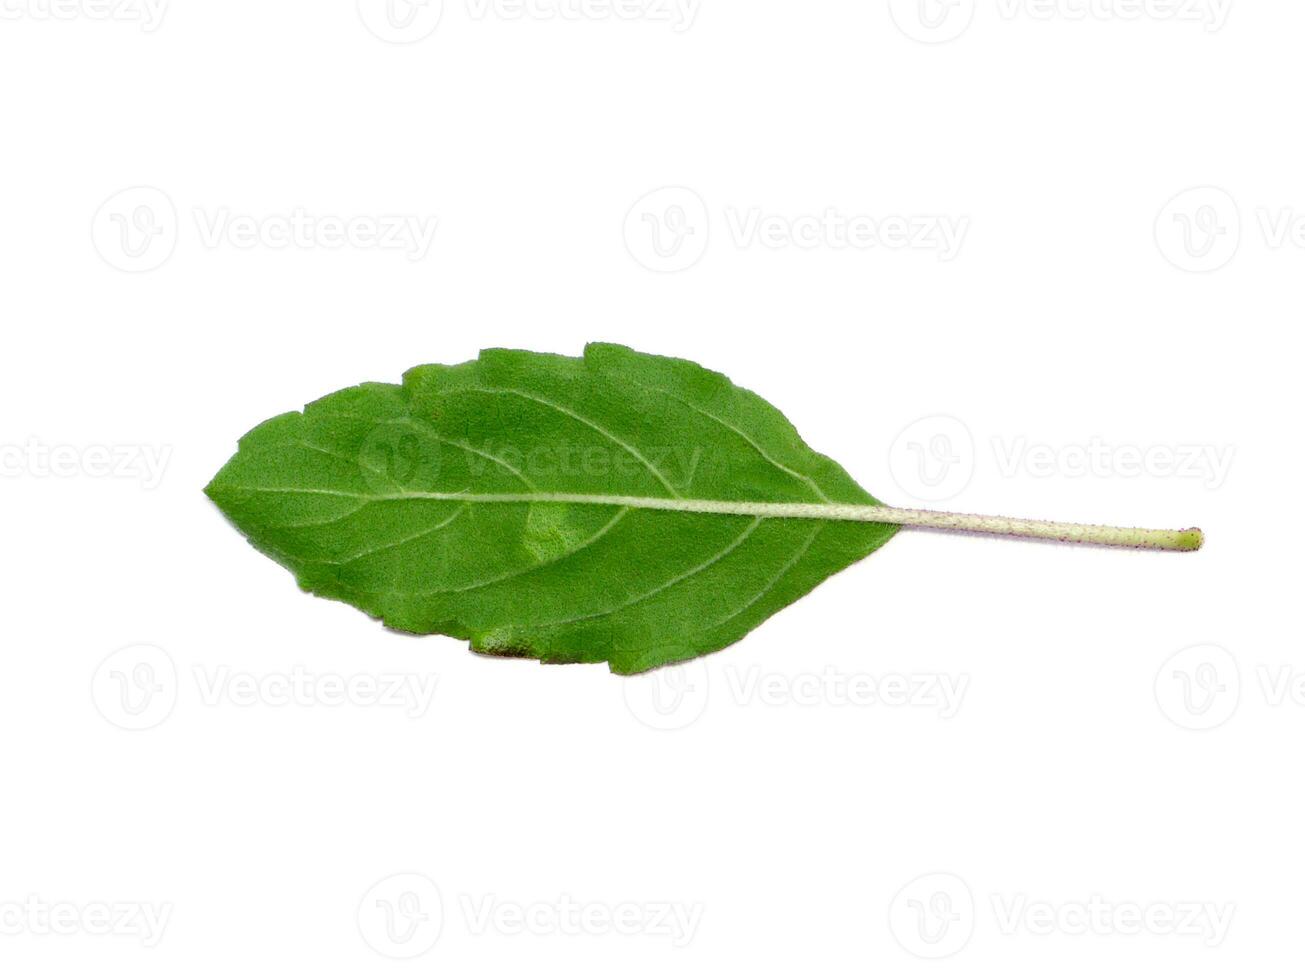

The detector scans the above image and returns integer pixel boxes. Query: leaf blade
[206,344,897,672]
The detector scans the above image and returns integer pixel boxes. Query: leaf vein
[618,377,831,503]
[453,384,681,498]
[533,517,763,628]
[337,504,468,565]
[404,507,631,596]
[698,525,821,635]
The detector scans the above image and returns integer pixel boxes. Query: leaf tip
[202,474,227,507]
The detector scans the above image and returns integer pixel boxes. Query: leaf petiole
[831,504,1203,552]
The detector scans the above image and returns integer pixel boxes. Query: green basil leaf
[205,343,896,673]
[206,343,1201,672]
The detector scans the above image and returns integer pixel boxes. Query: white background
[0,1,1296,976]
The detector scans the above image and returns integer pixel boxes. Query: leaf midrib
[218,486,887,522]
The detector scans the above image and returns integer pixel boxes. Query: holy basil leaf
[205,343,897,673]
[206,343,1202,672]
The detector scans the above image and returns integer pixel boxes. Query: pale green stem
[354,491,1204,552]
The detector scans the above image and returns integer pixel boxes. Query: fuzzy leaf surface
[205,344,896,673]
